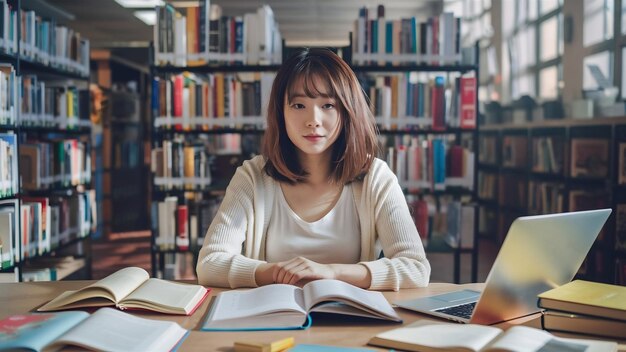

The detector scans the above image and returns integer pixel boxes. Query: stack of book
[537,280,626,339]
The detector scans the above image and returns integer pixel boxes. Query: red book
[431,76,445,131]
[460,76,476,129]
[176,205,189,250]
[413,200,429,241]
[431,16,439,65]
[447,145,464,177]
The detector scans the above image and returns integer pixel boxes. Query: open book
[38,267,209,315]
[202,279,401,330]
[0,308,188,352]
[368,320,617,352]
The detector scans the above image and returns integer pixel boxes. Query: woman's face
[283,76,341,160]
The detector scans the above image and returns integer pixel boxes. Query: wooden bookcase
[478,117,626,284]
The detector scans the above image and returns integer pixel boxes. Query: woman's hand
[272,257,335,285]
[255,258,372,288]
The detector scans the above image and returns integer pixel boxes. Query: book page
[485,326,617,352]
[88,267,150,302]
[303,279,400,321]
[45,308,187,352]
[369,320,502,352]
[38,267,149,311]
[120,278,206,314]
[203,284,307,329]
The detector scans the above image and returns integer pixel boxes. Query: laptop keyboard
[434,301,477,320]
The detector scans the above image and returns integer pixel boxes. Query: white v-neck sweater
[196,155,431,290]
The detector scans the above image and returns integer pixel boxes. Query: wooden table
[0,280,611,351]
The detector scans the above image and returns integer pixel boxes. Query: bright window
[540,16,558,62]
[584,0,614,47]
[540,0,559,14]
[539,65,559,99]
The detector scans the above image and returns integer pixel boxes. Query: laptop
[395,209,612,325]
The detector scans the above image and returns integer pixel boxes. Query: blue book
[201,279,401,331]
[0,308,188,352]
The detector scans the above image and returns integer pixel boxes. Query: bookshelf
[344,6,481,283]
[478,117,626,285]
[149,3,480,284]
[0,0,94,282]
[149,1,281,279]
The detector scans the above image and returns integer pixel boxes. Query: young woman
[196,48,430,290]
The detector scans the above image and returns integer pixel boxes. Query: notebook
[395,209,612,325]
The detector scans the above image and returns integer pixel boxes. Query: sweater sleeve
[196,163,265,288]
[359,161,431,291]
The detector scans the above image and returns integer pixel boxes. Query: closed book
[541,310,626,339]
[537,280,626,321]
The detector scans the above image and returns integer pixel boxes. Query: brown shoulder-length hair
[262,48,379,184]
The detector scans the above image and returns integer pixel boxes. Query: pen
[234,337,295,352]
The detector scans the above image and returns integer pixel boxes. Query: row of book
[0,1,89,76]
[353,6,462,65]
[479,172,608,210]
[19,139,92,191]
[152,72,275,130]
[0,192,96,269]
[527,181,564,215]
[532,136,564,174]
[406,195,475,249]
[382,136,475,191]
[361,73,476,130]
[0,64,90,129]
[481,134,609,179]
[151,134,262,190]
[154,2,282,66]
[152,195,222,252]
[20,76,90,129]
[0,133,16,197]
[151,139,212,190]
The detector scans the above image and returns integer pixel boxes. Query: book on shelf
[616,204,626,252]
[444,201,475,249]
[570,138,609,178]
[0,201,16,269]
[0,133,17,197]
[38,266,210,315]
[201,279,401,331]
[0,214,11,268]
[367,320,617,352]
[0,308,188,352]
[618,143,626,185]
[537,280,626,321]
[541,310,626,339]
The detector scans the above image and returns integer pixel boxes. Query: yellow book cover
[538,280,626,321]
[67,90,74,119]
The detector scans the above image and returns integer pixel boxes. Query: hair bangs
[286,63,336,102]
